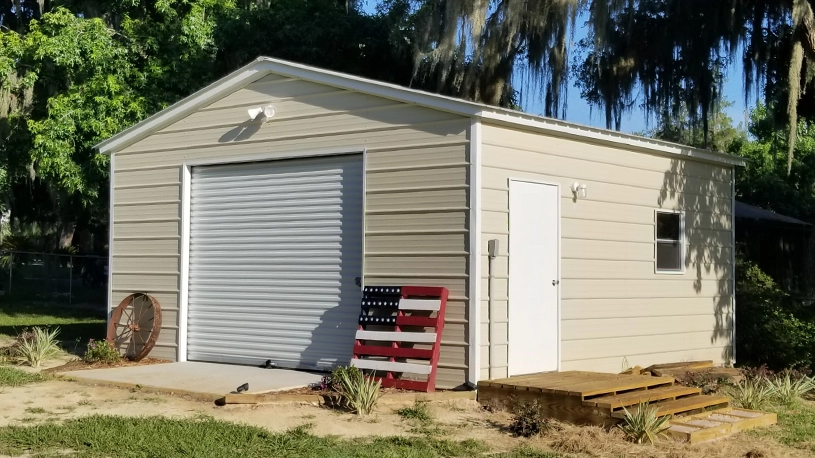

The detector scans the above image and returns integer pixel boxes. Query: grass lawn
[0,302,106,346]
[0,367,48,387]
[0,416,565,458]
[748,401,815,454]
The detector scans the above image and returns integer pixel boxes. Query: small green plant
[17,327,62,367]
[731,377,776,410]
[618,401,672,444]
[396,399,433,423]
[24,407,47,414]
[83,339,121,364]
[509,400,549,437]
[768,372,815,406]
[331,365,381,416]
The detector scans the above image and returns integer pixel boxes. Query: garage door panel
[187,155,364,370]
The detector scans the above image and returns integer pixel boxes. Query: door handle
[552,280,559,286]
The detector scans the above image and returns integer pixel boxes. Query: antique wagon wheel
[106,293,162,361]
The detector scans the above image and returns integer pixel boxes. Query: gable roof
[94,57,746,167]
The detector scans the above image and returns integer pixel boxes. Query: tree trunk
[59,222,76,249]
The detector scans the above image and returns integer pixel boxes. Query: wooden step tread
[585,385,701,410]
[610,394,729,419]
[666,408,777,444]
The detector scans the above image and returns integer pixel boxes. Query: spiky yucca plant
[769,372,815,406]
[618,400,672,444]
[17,327,62,367]
[333,366,381,416]
[731,378,776,410]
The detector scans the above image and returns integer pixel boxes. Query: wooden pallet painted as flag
[351,285,448,392]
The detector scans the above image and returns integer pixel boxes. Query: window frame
[654,209,685,274]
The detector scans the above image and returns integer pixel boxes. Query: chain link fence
[0,251,108,308]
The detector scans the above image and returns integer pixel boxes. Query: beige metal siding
[110,75,471,388]
[480,124,734,379]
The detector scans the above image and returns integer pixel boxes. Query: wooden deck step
[610,394,729,419]
[666,408,777,444]
[584,385,702,410]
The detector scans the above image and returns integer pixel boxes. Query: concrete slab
[62,362,322,399]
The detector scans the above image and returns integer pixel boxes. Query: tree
[401,1,815,174]
[0,1,420,249]
[386,0,580,114]
[638,100,745,153]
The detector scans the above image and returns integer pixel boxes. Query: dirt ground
[0,378,808,458]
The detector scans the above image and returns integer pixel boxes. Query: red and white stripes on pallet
[351,286,449,392]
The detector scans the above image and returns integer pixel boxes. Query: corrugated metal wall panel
[479,123,734,380]
[111,76,472,389]
[187,155,364,369]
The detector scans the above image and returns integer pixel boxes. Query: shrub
[331,365,381,415]
[396,399,433,423]
[83,339,121,364]
[509,400,551,437]
[16,327,62,367]
[768,371,815,406]
[676,370,733,394]
[736,258,815,369]
[618,401,671,444]
[730,377,776,410]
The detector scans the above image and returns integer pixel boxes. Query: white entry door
[508,180,560,376]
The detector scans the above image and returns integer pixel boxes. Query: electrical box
[488,239,500,258]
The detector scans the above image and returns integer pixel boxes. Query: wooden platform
[666,408,777,444]
[477,371,776,441]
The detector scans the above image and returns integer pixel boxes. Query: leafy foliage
[0,0,419,247]
[768,372,815,407]
[730,377,776,410]
[735,257,815,369]
[15,326,62,367]
[617,401,671,445]
[83,339,121,364]
[331,365,382,415]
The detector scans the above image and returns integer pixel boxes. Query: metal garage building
[97,57,744,389]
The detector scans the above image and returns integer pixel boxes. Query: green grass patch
[0,415,568,458]
[0,367,47,387]
[396,399,433,423]
[24,407,48,415]
[749,402,815,453]
[0,302,105,345]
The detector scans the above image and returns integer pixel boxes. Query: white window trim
[654,209,685,275]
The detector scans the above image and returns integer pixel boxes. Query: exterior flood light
[571,181,588,199]
[248,105,276,122]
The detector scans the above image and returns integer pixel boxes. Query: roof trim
[95,57,746,167]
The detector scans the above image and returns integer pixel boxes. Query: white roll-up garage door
[187,154,364,370]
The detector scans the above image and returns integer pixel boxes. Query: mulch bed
[44,358,171,373]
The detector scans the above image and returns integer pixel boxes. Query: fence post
[7,252,11,295]
[69,255,73,306]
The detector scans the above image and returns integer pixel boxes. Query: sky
[360,2,755,134]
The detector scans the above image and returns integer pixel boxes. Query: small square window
[656,211,683,272]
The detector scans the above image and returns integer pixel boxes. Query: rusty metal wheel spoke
[106,293,162,362]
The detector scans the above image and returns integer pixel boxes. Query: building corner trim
[468,118,483,385]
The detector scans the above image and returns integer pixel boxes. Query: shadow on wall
[219,119,262,143]
[659,158,734,364]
